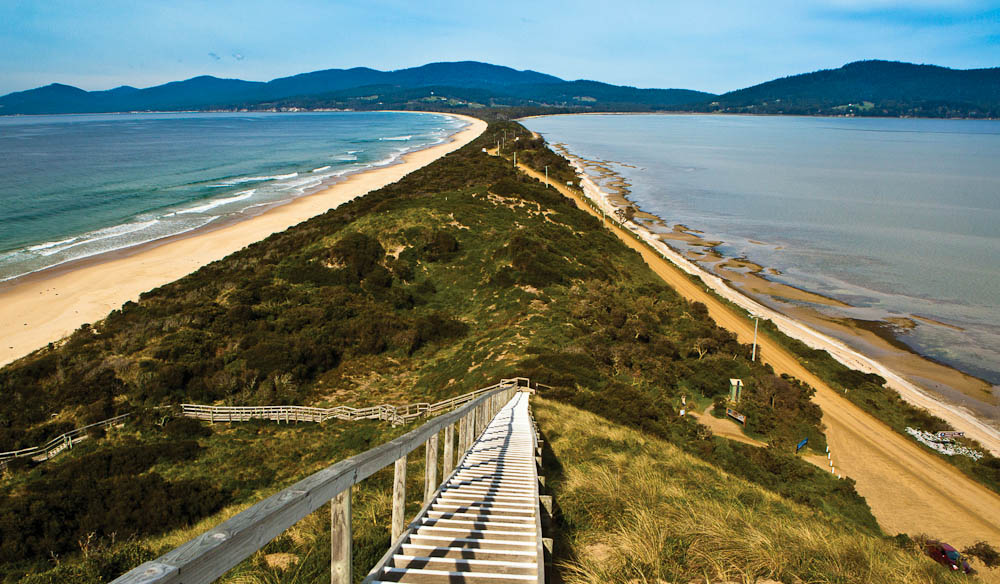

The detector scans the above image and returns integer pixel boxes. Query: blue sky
[1,0,997,96]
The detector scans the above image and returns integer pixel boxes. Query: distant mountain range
[0,61,709,115]
[2,60,998,118]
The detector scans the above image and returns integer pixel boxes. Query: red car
[924,540,974,574]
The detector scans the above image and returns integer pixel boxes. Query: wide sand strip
[511,155,1000,550]
[0,114,487,368]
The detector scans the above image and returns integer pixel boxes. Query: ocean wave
[380,135,412,141]
[365,151,403,169]
[177,190,256,215]
[26,237,79,252]
[312,165,332,173]
[36,219,162,256]
[210,172,298,187]
[1,216,218,283]
[333,154,357,161]
[275,176,323,193]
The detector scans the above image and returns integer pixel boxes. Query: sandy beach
[0,113,486,368]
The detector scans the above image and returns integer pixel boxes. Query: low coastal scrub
[3,412,417,582]
[536,397,967,583]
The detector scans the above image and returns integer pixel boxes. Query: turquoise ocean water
[524,114,1000,389]
[0,111,464,282]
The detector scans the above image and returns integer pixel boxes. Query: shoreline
[557,148,1000,454]
[0,113,487,368]
[510,150,1000,547]
[517,110,1000,122]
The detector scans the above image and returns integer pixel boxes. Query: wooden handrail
[112,379,525,584]
[0,413,131,464]
[179,378,527,426]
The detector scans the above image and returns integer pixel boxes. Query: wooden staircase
[369,391,543,583]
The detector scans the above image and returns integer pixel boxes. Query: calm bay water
[0,111,464,281]
[524,114,1000,385]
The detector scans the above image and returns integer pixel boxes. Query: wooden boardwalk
[368,392,543,583]
[113,379,545,584]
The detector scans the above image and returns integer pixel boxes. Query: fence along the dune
[180,378,529,425]
[0,413,131,467]
[112,378,531,584]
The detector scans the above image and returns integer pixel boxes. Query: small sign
[726,408,746,425]
[936,431,965,439]
[796,438,808,452]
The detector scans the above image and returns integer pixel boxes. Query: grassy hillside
[535,397,966,583]
[0,121,959,582]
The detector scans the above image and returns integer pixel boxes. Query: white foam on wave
[380,135,412,141]
[1,216,218,283]
[27,237,79,252]
[36,219,162,256]
[333,154,357,161]
[210,172,298,187]
[176,190,256,215]
[275,176,323,193]
[368,151,403,169]
[312,166,331,173]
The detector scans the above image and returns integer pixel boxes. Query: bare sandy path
[687,407,765,447]
[0,114,487,368]
[512,157,1000,548]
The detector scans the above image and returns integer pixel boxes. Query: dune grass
[536,397,966,584]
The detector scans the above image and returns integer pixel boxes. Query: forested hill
[3,59,997,117]
[0,61,712,115]
[695,60,1000,118]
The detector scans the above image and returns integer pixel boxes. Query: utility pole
[544,165,549,187]
[750,314,761,361]
[513,152,516,168]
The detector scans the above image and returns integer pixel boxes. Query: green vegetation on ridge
[0,121,960,582]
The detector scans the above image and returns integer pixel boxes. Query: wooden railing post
[330,488,351,584]
[443,424,455,477]
[469,407,478,445]
[424,432,438,505]
[457,415,469,459]
[477,402,487,437]
[391,454,407,543]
